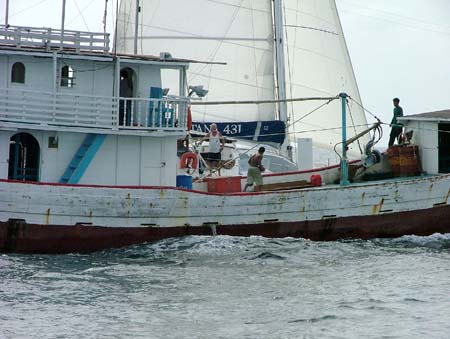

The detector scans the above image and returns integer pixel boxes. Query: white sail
[115,0,369,152]
[115,0,277,123]
[282,0,368,150]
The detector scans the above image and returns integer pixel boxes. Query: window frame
[60,65,76,88]
[11,61,26,84]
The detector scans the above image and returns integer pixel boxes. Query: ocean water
[1,234,450,339]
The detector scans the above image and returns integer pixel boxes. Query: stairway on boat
[59,134,106,184]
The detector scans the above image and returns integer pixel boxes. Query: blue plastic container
[176,175,193,190]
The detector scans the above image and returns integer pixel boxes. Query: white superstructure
[0,24,190,186]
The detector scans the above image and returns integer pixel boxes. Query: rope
[348,97,381,122]
[190,96,338,106]
[192,142,260,181]
[346,100,364,154]
[286,98,337,129]
[283,25,339,36]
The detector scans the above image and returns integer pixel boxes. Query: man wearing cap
[388,97,404,147]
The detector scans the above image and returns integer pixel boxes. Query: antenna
[5,0,9,26]
[103,0,108,35]
[60,0,67,50]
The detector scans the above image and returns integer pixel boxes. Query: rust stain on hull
[45,208,50,225]
[372,198,384,214]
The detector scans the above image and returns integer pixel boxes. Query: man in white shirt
[200,123,225,174]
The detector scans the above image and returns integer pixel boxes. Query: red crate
[310,174,322,187]
[207,177,242,193]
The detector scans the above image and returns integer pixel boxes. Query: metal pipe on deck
[114,56,121,129]
[346,122,381,146]
[340,93,350,186]
[52,51,58,120]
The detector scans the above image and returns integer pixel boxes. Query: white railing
[0,88,189,132]
[0,25,110,53]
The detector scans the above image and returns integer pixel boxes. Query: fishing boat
[1,1,450,254]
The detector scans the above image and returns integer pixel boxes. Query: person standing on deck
[244,147,266,192]
[200,123,224,174]
[388,97,404,147]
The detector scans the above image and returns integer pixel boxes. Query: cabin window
[60,65,75,87]
[11,62,25,84]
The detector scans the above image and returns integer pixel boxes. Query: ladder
[59,134,106,184]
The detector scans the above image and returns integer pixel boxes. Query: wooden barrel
[387,145,421,177]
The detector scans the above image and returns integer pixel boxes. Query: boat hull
[1,173,450,253]
[1,203,450,254]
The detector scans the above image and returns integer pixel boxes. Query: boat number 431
[222,124,242,135]
[192,123,242,135]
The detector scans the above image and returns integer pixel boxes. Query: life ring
[180,152,198,169]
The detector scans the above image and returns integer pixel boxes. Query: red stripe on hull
[1,205,450,254]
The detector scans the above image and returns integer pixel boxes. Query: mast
[113,0,119,54]
[133,0,140,55]
[273,0,288,123]
[60,0,66,50]
[4,0,9,26]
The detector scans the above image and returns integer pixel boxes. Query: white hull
[1,171,450,253]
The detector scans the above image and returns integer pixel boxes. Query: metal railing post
[339,92,350,186]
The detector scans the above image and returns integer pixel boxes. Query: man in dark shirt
[388,97,403,147]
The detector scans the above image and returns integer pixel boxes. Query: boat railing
[0,25,110,53]
[0,87,189,133]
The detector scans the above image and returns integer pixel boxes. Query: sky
[1,0,450,145]
[336,0,450,144]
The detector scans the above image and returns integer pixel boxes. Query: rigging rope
[346,100,364,154]
[191,141,260,181]
[186,0,243,121]
[190,96,338,106]
[286,97,338,129]
[69,0,94,30]
[283,24,339,36]
[348,97,381,121]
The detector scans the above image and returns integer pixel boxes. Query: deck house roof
[399,109,450,123]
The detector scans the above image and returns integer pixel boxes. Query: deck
[0,25,109,53]
[0,87,189,136]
